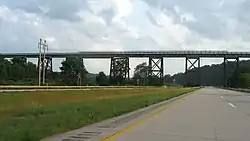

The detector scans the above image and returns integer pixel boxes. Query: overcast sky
[1,0,250,75]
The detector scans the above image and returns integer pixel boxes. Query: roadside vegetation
[0,87,195,141]
[229,68,250,88]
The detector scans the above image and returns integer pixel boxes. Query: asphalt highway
[109,87,250,141]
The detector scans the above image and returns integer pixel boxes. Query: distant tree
[150,75,165,86]
[0,56,10,84]
[0,56,40,85]
[11,57,27,65]
[164,74,173,83]
[26,62,38,77]
[9,57,27,81]
[172,60,250,87]
[133,62,149,86]
[96,72,108,86]
[60,57,88,86]
[229,68,250,88]
[47,72,61,85]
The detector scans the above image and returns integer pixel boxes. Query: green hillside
[173,60,250,87]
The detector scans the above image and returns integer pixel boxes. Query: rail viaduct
[1,51,249,86]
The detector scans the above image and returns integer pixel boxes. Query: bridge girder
[2,51,250,58]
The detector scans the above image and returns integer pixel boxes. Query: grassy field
[0,87,196,141]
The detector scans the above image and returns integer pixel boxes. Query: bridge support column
[148,57,164,86]
[185,57,201,87]
[223,57,239,87]
[110,57,130,85]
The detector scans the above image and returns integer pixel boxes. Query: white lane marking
[220,96,223,99]
[229,102,236,108]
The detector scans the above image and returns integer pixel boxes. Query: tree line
[172,60,250,88]
[0,56,37,85]
[0,56,89,85]
[0,56,173,86]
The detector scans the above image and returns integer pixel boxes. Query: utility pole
[42,40,48,85]
[38,39,42,86]
[77,73,81,86]
[38,39,48,86]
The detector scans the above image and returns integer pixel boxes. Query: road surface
[107,87,250,141]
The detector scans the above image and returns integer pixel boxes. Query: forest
[173,60,250,88]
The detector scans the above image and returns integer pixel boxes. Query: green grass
[0,88,196,141]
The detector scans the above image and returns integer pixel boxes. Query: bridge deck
[1,51,250,58]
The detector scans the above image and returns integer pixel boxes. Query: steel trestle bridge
[1,50,250,86]
[2,51,250,58]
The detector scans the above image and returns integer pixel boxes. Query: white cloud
[112,0,132,18]
[0,5,18,22]
[219,0,225,6]
[45,37,56,43]
[1,0,250,75]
